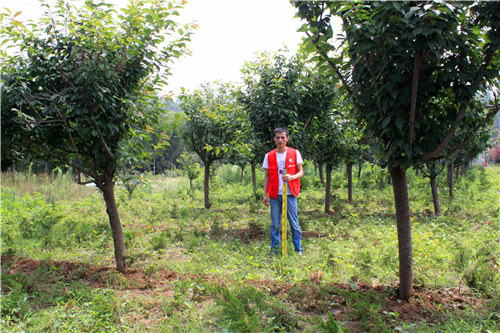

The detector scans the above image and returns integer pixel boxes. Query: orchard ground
[1,163,499,332]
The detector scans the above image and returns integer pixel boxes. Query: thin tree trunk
[447,163,454,198]
[430,174,441,215]
[461,163,468,177]
[153,153,156,175]
[189,178,193,191]
[379,175,385,190]
[240,166,244,183]
[251,164,257,198]
[389,164,414,300]
[318,161,324,184]
[100,181,127,272]
[455,165,459,179]
[204,162,211,209]
[358,161,362,178]
[325,164,332,213]
[387,166,392,185]
[346,162,353,203]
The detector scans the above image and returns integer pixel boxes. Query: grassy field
[1,163,499,332]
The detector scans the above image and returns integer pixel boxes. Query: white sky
[6,0,306,96]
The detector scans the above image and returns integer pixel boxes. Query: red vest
[267,148,301,199]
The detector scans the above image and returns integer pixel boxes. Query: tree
[295,1,500,298]
[1,0,193,272]
[240,50,307,157]
[307,112,344,213]
[179,82,244,209]
[147,100,186,174]
[177,152,201,190]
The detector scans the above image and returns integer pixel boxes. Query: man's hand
[263,195,269,206]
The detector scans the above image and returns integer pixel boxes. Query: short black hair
[274,127,289,137]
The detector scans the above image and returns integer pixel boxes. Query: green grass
[1,163,499,332]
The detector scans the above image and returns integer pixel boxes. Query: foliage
[179,82,245,164]
[295,1,500,167]
[176,152,201,190]
[240,50,306,156]
[1,0,193,178]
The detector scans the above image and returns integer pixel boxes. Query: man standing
[262,128,304,256]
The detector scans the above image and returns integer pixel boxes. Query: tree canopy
[1,0,194,271]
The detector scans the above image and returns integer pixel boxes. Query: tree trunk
[461,163,468,177]
[346,162,353,203]
[379,175,385,190]
[455,165,459,179]
[325,164,332,213]
[389,164,414,299]
[251,164,257,190]
[430,174,441,215]
[447,163,454,198]
[357,161,362,178]
[204,162,211,209]
[318,161,324,184]
[189,178,193,191]
[100,181,127,272]
[250,164,258,201]
[152,153,156,175]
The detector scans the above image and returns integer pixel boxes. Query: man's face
[274,132,289,148]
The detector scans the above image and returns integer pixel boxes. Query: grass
[1,163,499,332]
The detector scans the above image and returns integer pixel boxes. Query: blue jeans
[269,195,302,253]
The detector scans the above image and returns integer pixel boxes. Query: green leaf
[382,116,391,128]
[395,117,404,130]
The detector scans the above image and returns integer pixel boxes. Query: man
[262,127,304,256]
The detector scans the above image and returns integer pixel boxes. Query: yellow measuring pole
[282,170,288,257]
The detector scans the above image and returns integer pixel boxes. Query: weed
[216,285,298,332]
[150,231,171,251]
[318,312,344,333]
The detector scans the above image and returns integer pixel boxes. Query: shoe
[297,251,304,256]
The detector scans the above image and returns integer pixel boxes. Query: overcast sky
[9,0,305,96]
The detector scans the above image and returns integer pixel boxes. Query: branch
[88,105,115,160]
[306,32,364,113]
[409,53,423,149]
[93,119,115,160]
[303,111,315,131]
[434,106,499,162]
[33,138,91,177]
[364,54,384,116]
[423,50,495,161]
[77,179,96,186]
[54,105,85,169]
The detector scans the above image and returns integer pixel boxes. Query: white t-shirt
[262,149,303,195]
